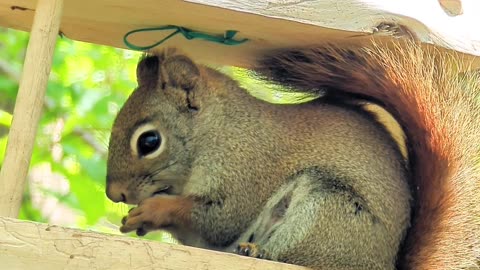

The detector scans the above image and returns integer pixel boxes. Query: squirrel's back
[256,42,480,269]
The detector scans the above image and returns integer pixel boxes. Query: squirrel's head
[106,49,204,205]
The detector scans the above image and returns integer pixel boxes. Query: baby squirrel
[106,42,480,270]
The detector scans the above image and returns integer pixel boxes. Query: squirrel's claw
[234,243,269,260]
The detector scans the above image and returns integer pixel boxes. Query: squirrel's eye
[137,130,161,157]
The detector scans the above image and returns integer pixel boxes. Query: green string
[123,25,249,51]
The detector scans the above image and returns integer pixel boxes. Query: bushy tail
[256,42,480,269]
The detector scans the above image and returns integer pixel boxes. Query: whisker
[149,160,180,180]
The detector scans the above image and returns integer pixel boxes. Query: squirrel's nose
[106,182,127,203]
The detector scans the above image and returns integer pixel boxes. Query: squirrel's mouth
[152,185,171,196]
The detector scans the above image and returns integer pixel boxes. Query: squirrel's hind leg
[231,168,397,270]
[231,182,294,260]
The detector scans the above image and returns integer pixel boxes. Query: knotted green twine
[123,25,249,51]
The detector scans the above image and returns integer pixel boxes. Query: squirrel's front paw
[234,243,270,260]
[120,196,173,236]
[119,195,193,236]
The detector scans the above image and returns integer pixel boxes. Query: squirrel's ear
[161,54,200,92]
[135,51,201,111]
[136,54,162,88]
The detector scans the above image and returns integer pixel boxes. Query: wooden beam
[0,217,309,270]
[0,0,63,217]
[189,0,480,58]
[0,0,478,68]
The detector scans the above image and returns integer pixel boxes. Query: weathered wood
[190,0,480,57]
[0,0,478,68]
[0,217,308,270]
[0,0,63,217]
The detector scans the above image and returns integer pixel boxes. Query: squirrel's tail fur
[256,42,480,269]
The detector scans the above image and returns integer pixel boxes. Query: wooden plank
[0,0,63,217]
[0,217,308,270]
[189,0,480,58]
[0,0,478,68]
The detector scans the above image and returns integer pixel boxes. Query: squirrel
[105,42,480,270]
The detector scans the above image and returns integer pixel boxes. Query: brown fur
[256,42,480,269]
[107,42,479,269]
[107,46,412,269]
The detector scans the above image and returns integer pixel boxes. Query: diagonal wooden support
[0,0,64,217]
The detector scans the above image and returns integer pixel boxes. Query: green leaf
[0,109,12,127]
[68,174,107,225]
[0,135,8,163]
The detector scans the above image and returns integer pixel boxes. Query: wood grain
[0,217,309,270]
[0,0,478,68]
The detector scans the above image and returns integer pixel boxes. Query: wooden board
[0,217,308,270]
[1,0,479,68]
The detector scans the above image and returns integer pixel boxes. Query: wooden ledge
[1,0,479,68]
[0,217,308,270]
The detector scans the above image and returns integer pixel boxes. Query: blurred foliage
[0,27,149,238]
[0,27,312,242]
